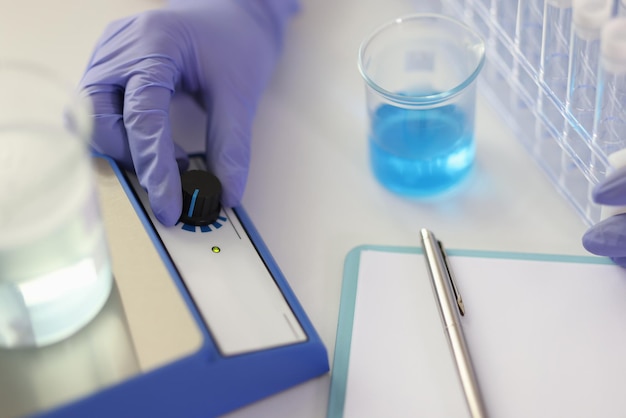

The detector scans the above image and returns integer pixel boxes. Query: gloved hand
[80,0,299,225]
[582,166,626,267]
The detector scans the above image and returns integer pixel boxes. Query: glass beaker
[0,61,113,348]
[358,14,485,196]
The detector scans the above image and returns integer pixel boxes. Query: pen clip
[437,240,466,316]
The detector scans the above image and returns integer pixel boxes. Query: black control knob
[180,170,222,226]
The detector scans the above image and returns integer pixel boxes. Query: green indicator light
[212,246,221,253]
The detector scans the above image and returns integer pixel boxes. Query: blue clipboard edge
[38,155,329,418]
[326,244,612,418]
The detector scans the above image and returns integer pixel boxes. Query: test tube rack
[442,0,621,226]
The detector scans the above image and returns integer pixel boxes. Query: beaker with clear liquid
[0,62,113,348]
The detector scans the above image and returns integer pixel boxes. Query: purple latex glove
[79,0,299,225]
[582,166,626,267]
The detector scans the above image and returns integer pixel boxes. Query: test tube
[493,0,520,75]
[537,0,574,141]
[565,0,613,138]
[497,0,520,40]
[517,0,546,71]
[512,0,544,127]
[591,17,626,160]
[540,0,574,101]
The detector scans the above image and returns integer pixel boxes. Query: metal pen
[419,228,488,418]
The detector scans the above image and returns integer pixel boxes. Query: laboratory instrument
[358,14,485,196]
[442,0,624,227]
[21,155,329,417]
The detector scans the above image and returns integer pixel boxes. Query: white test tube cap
[573,0,613,39]
[600,149,626,220]
[601,18,626,74]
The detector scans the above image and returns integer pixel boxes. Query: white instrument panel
[125,161,306,356]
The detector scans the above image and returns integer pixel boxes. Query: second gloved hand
[582,166,626,267]
[80,0,298,225]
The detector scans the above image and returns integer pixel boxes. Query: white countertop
[1,0,589,417]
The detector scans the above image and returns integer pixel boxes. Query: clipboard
[328,245,626,418]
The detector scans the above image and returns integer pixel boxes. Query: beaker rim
[358,13,486,106]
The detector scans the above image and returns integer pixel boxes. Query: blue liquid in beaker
[369,103,475,195]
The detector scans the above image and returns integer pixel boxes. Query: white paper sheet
[340,249,626,418]
[343,250,470,418]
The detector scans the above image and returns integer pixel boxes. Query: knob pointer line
[188,188,200,218]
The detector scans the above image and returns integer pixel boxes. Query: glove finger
[582,213,626,258]
[610,256,626,268]
[81,84,133,170]
[124,65,182,226]
[593,166,626,206]
[173,143,190,172]
[205,92,253,208]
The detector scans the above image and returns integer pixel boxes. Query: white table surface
[1,0,590,417]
